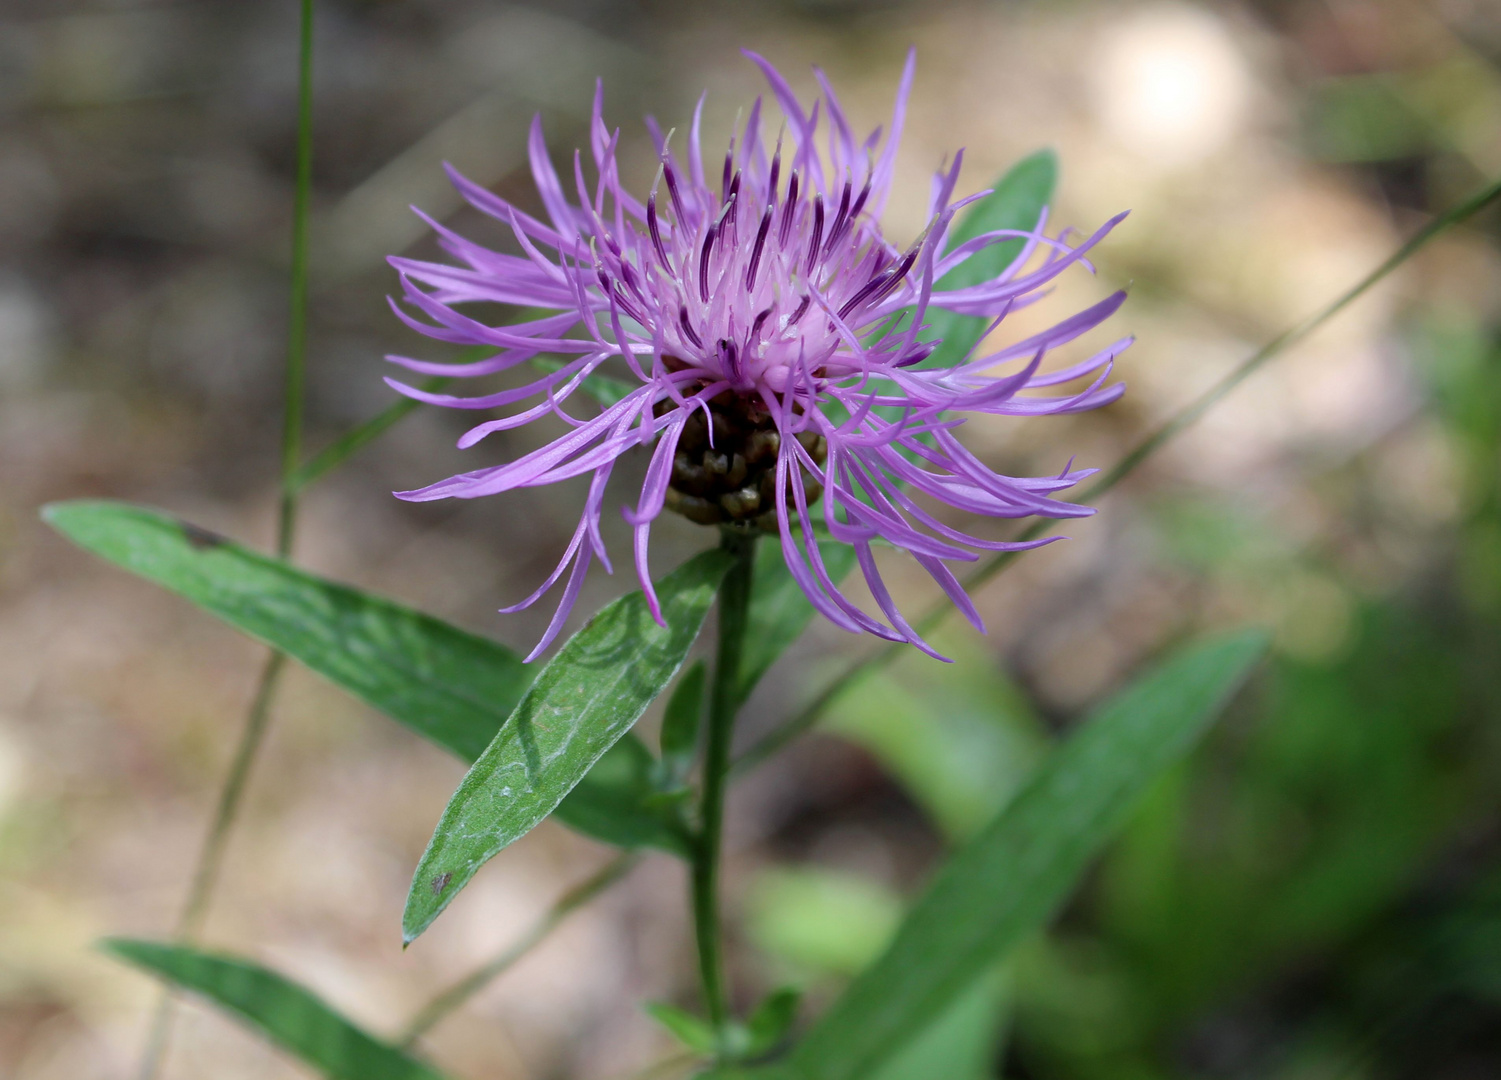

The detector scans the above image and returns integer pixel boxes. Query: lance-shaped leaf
[102,939,449,1080]
[403,548,733,942]
[788,630,1268,1080]
[41,500,684,854]
[44,500,529,760]
[552,732,692,856]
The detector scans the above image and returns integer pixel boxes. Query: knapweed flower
[387,51,1129,661]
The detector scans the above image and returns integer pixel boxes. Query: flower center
[660,389,827,532]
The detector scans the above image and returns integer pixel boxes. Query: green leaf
[44,500,529,760]
[745,865,1007,1080]
[660,660,707,778]
[739,540,858,703]
[402,549,733,942]
[920,150,1058,370]
[41,500,686,855]
[869,970,1009,1080]
[551,733,691,856]
[789,630,1269,1080]
[102,939,448,1080]
[696,1067,797,1080]
[646,1002,719,1055]
[745,987,802,1055]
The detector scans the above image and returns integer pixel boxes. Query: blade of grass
[136,4,317,1078]
[734,171,1501,775]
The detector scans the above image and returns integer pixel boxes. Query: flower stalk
[693,527,758,1039]
[135,3,316,1077]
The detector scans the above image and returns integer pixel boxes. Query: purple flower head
[386,51,1130,661]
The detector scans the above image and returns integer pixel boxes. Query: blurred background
[3,0,1501,1077]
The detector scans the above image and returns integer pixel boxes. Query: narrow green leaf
[745,864,1008,1080]
[745,988,802,1055]
[102,939,448,1080]
[44,501,529,760]
[42,500,687,854]
[696,1069,795,1080]
[660,660,707,778]
[919,150,1058,371]
[739,541,858,703]
[402,549,733,942]
[646,1002,719,1055]
[790,630,1268,1080]
[551,733,692,856]
[868,970,1009,1080]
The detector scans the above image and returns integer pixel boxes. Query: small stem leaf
[646,1002,719,1056]
[103,939,450,1080]
[739,541,857,705]
[402,549,734,943]
[660,659,707,779]
[42,500,687,855]
[789,630,1268,1080]
[745,988,802,1056]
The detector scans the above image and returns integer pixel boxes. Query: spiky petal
[386,50,1130,661]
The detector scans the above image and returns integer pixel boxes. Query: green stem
[277,0,315,560]
[398,853,639,1047]
[733,170,1501,776]
[693,529,757,1035]
[136,5,316,1078]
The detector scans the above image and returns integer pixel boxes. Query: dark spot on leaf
[430,872,452,895]
[179,521,227,551]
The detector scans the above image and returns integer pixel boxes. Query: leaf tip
[97,936,156,969]
[96,935,128,957]
[401,898,438,946]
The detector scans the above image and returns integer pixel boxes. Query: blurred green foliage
[747,318,1501,1080]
